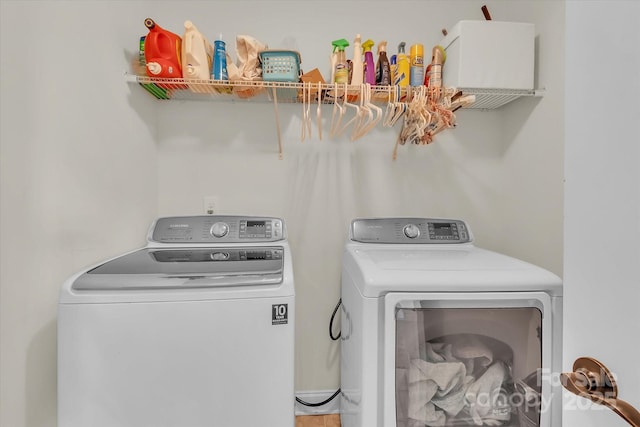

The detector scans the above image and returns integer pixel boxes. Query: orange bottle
[143,18,183,79]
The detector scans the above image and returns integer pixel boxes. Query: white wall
[152,0,565,392]
[0,2,157,427]
[564,1,640,426]
[0,1,566,426]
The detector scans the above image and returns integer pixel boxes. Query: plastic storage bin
[259,50,302,82]
[439,20,535,90]
[259,50,301,102]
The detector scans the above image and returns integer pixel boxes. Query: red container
[143,18,183,79]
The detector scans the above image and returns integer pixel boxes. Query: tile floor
[295,414,341,427]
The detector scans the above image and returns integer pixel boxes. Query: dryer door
[383,292,553,427]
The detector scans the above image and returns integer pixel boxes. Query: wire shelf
[126,73,541,109]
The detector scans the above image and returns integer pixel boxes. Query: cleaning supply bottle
[330,42,338,83]
[143,18,183,78]
[395,42,410,87]
[212,34,228,81]
[350,34,363,85]
[389,54,397,88]
[362,39,376,85]
[429,46,446,101]
[375,40,391,86]
[409,43,424,86]
[427,45,446,90]
[182,20,213,81]
[332,38,350,84]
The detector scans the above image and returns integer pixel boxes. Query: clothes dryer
[58,216,295,427]
[340,218,562,427]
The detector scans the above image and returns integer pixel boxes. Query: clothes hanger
[316,82,323,140]
[300,82,310,142]
[358,83,383,138]
[351,84,373,140]
[329,83,345,138]
[383,86,399,127]
[336,84,361,137]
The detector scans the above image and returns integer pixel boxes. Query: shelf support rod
[271,87,284,160]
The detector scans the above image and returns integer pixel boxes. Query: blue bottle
[212,34,228,80]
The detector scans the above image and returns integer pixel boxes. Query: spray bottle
[143,18,183,78]
[427,45,446,94]
[351,34,363,85]
[429,45,447,101]
[212,33,228,81]
[409,43,424,86]
[332,39,350,84]
[375,40,391,86]
[362,39,376,85]
[395,42,410,87]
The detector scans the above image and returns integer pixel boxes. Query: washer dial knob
[403,224,420,239]
[210,222,229,238]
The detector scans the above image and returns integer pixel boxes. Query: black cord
[295,299,343,408]
[330,298,342,341]
[295,388,341,407]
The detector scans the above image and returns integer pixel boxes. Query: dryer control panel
[150,216,285,243]
[350,218,472,244]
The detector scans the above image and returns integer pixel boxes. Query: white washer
[58,215,295,427]
[340,218,563,427]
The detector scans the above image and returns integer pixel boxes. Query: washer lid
[72,247,284,290]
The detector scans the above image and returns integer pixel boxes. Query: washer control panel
[350,218,471,244]
[150,216,285,243]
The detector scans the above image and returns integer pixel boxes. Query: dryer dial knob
[210,222,229,238]
[403,224,420,239]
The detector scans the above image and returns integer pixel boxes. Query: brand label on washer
[272,304,288,325]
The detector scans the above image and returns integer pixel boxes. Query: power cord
[295,299,343,408]
[330,298,342,341]
[295,388,341,407]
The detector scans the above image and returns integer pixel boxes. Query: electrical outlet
[203,196,220,215]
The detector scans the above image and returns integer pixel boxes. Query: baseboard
[295,389,341,415]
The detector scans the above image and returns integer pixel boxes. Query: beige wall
[1,1,565,426]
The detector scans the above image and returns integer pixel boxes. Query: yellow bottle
[395,42,410,87]
[409,43,424,86]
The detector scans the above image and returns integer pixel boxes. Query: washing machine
[340,218,563,427]
[58,215,295,427]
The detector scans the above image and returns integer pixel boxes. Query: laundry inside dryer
[395,307,543,426]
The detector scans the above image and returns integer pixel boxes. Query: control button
[403,224,420,239]
[210,222,229,238]
[210,252,230,261]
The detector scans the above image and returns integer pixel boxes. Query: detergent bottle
[362,39,375,85]
[375,40,391,86]
[395,42,410,87]
[350,34,363,85]
[143,18,183,78]
[182,20,213,81]
[332,38,350,84]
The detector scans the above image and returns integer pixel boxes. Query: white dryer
[58,215,295,427]
[340,218,563,427]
